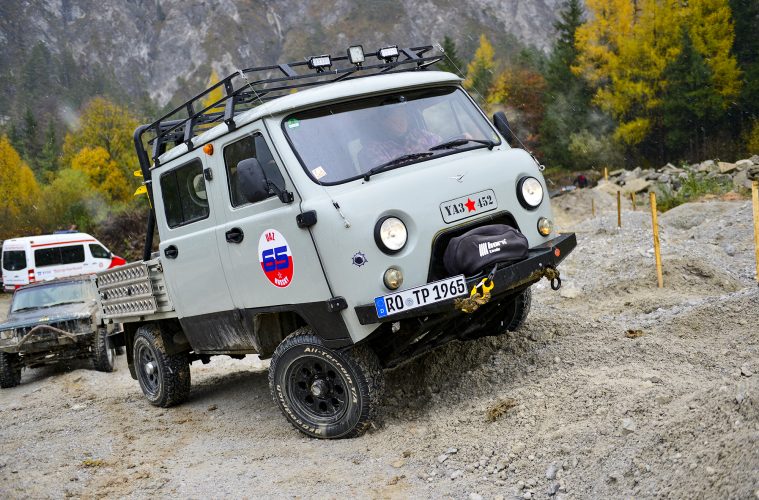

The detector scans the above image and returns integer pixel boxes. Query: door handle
[164,245,179,259]
[225,227,244,244]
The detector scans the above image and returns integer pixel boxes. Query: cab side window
[160,159,209,228]
[89,244,110,259]
[223,133,285,208]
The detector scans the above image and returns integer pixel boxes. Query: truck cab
[97,45,575,439]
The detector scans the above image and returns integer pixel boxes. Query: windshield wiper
[41,301,85,308]
[429,138,497,151]
[11,307,39,312]
[363,152,434,181]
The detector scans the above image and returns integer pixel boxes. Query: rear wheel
[269,327,384,439]
[92,328,115,372]
[133,325,190,407]
[0,352,22,388]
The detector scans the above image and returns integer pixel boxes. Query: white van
[1,232,126,292]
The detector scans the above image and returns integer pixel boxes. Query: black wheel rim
[136,342,160,397]
[285,355,350,424]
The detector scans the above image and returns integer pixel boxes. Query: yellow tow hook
[455,265,497,314]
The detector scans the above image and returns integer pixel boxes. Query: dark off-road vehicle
[0,276,120,387]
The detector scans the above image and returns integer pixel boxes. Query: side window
[61,245,85,264]
[223,133,286,208]
[35,248,61,267]
[160,159,210,228]
[89,244,110,259]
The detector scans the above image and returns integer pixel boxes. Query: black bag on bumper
[443,224,529,276]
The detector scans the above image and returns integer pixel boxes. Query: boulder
[747,165,759,181]
[698,160,716,172]
[732,170,754,190]
[750,155,759,165]
[736,159,753,171]
[717,161,737,174]
[609,169,626,177]
[620,177,651,194]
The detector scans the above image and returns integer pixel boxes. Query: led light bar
[308,54,332,72]
[378,45,399,62]
[347,45,365,65]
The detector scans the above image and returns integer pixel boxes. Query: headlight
[537,217,553,236]
[375,217,407,254]
[517,177,544,209]
[0,330,14,340]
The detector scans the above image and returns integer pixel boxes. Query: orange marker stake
[753,180,759,285]
[604,167,609,181]
[650,192,664,288]
[591,197,596,218]
[630,192,636,211]
[617,191,622,228]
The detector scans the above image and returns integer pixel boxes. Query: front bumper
[354,232,576,325]
[0,326,94,354]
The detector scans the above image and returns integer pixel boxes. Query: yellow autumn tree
[574,0,740,146]
[201,69,225,113]
[464,35,496,104]
[0,135,41,238]
[62,97,139,203]
[71,146,130,202]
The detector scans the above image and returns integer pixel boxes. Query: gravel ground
[1,192,757,499]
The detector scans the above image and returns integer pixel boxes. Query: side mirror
[237,158,295,204]
[493,111,513,143]
[237,158,271,204]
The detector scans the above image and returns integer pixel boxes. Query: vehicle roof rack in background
[137,45,440,169]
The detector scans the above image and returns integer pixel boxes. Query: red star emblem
[465,198,476,212]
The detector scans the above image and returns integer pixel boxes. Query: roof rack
[136,45,440,169]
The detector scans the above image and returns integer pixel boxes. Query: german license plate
[374,275,468,319]
[440,189,498,223]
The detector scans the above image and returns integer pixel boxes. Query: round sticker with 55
[258,229,294,288]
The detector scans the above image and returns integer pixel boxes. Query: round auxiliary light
[537,217,553,236]
[375,216,408,254]
[383,268,404,290]
[517,176,544,209]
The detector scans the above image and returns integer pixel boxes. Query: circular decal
[258,229,294,288]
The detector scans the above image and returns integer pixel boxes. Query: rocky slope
[0,0,562,107]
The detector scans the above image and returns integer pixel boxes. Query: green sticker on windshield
[286,118,300,129]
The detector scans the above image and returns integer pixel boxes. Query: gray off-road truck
[97,45,575,438]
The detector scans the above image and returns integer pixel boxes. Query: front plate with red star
[439,189,498,223]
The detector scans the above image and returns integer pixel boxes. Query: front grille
[427,211,520,282]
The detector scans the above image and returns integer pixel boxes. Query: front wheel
[92,328,115,372]
[133,325,191,407]
[268,327,384,439]
[497,287,532,332]
[0,352,22,388]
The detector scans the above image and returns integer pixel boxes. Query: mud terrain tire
[92,328,115,372]
[0,352,22,388]
[497,287,532,332]
[133,325,190,407]
[269,327,384,439]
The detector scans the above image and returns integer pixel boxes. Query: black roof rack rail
[134,44,441,260]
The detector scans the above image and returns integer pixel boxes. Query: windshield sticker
[312,166,327,180]
[286,118,300,129]
[258,229,294,288]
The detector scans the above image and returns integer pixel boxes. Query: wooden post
[650,192,664,288]
[604,167,609,181]
[591,197,596,218]
[753,180,759,285]
[617,190,622,228]
[630,192,636,211]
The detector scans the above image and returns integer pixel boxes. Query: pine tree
[21,108,41,172]
[463,35,496,104]
[37,120,60,178]
[729,0,759,140]
[659,30,724,160]
[437,36,465,76]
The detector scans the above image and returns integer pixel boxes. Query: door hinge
[296,210,317,228]
[326,296,347,313]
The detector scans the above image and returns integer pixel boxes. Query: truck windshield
[11,281,91,312]
[282,86,501,185]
